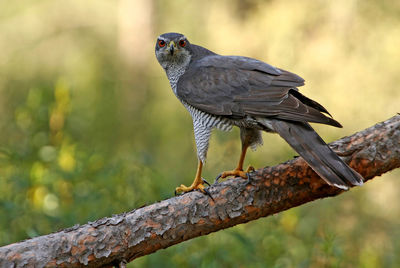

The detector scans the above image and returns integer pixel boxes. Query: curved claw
[244,172,252,185]
[215,173,222,184]
[202,177,211,186]
[203,187,215,201]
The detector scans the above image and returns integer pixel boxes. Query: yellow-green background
[0,0,399,267]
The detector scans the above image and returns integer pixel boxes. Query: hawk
[155,32,363,195]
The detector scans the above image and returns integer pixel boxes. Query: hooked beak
[168,41,175,56]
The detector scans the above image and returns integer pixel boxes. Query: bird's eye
[179,40,186,47]
[158,40,166,47]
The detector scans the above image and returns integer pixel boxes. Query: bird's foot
[215,166,255,183]
[175,183,205,194]
[174,178,214,200]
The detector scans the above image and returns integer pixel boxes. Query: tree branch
[1,115,400,268]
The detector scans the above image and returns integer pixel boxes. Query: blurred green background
[0,0,399,267]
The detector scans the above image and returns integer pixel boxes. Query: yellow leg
[219,144,254,179]
[175,160,206,194]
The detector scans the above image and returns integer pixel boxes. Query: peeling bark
[1,115,399,268]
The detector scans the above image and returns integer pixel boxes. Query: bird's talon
[175,182,211,196]
[175,184,190,196]
[203,188,215,201]
[174,190,181,196]
[175,189,184,196]
[246,166,255,173]
[245,172,254,185]
[217,169,248,180]
[215,174,222,183]
[202,177,211,186]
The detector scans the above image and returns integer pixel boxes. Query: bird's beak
[169,42,175,56]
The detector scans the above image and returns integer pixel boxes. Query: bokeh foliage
[0,0,399,267]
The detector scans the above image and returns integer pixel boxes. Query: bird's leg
[217,144,254,181]
[175,160,207,194]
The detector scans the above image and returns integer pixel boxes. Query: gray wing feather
[177,55,340,126]
[194,55,283,76]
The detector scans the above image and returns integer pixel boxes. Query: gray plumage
[155,32,363,190]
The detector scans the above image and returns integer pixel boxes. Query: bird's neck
[165,59,190,95]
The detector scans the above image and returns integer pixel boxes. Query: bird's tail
[268,120,363,189]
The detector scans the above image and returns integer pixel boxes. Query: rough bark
[1,115,399,268]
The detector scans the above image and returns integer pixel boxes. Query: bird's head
[155,32,192,69]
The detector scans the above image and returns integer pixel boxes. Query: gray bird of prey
[155,32,363,195]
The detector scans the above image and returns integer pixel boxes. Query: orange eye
[179,40,186,47]
[158,40,166,47]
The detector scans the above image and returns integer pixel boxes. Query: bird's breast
[182,102,233,132]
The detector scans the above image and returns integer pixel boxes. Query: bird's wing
[177,55,341,127]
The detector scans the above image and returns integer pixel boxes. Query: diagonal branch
[1,115,400,268]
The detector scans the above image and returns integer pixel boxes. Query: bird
[155,32,363,195]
